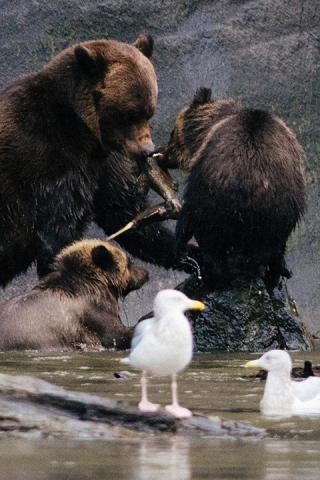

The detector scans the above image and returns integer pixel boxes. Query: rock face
[0,373,265,439]
[182,276,313,352]
[0,0,319,331]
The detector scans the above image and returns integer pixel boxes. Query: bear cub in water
[160,88,306,290]
[0,240,148,351]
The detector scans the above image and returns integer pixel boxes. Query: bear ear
[133,33,154,59]
[91,245,116,271]
[190,88,212,108]
[74,45,105,76]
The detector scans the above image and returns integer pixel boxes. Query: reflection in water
[2,436,320,480]
[133,437,191,480]
[262,440,319,480]
[264,441,292,480]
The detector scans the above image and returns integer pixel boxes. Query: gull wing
[292,377,320,401]
[131,317,156,349]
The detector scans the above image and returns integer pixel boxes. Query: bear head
[47,34,157,161]
[50,239,149,298]
[161,88,241,171]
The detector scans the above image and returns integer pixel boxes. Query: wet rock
[0,373,265,439]
[178,415,264,438]
[182,276,313,352]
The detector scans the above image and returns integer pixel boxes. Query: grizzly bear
[0,34,181,287]
[0,240,148,350]
[160,88,306,290]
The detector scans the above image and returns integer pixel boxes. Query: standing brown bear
[160,88,306,290]
[0,240,148,350]
[0,34,179,287]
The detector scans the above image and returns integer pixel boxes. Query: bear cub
[160,88,306,290]
[0,240,148,351]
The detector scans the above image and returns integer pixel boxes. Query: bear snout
[139,142,155,159]
[124,265,149,295]
[124,122,155,160]
[125,139,155,162]
[132,265,149,287]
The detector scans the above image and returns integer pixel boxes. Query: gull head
[244,350,292,375]
[153,289,205,318]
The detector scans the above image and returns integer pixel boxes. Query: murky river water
[0,350,320,479]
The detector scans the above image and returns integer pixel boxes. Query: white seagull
[121,289,205,418]
[245,350,320,416]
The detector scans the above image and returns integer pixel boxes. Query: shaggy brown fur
[0,34,180,286]
[0,240,148,351]
[161,88,306,290]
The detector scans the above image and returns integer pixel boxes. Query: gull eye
[265,355,271,361]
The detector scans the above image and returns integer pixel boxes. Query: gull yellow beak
[191,300,206,311]
[244,360,260,368]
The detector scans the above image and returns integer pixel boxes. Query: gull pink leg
[165,374,192,419]
[138,371,159,412]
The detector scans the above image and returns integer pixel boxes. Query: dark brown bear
[0,34,179,286]
[0,240,148,350]
[160,88,306,290]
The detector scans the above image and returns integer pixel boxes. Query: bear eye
[127,109,148,124]
[106,108,122,123]
[125,111,139,124]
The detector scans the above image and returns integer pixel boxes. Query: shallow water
[1,351,320,479]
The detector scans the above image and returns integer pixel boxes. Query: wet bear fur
[0,240,148,351]
[161,88,306,290]
[0,34,177,287]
